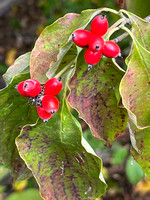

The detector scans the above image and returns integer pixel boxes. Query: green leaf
[120,11,150,128]
[0,164,10,181]
[0,64,7,75]
[0,73,38,179]
[125,0,150,18]
[5,189,43,200]
[126,155,144,185]
[16,67,107,199]
[83,129,107,151]
[3,52,30,85]
[68,50,127,145]
[112,144,128,165]
[128,120,150,179]
[30,8,119,83]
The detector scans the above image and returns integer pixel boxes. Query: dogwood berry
[84,48,102,65]
[91,15,108,36]
[37,106,52,121]
[23,79,41,97]
[44,77,63,96]
[102,41,120,58]
[88,35,104,52]
[72,29,91,48]
[17,81,28,97]
[42,95,59,114]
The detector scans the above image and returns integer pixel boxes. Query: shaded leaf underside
[3,52,30,85]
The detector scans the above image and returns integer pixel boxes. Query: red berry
[84,48,102,65]
[88,35,104,52]
[17,81,28,97]
[37,106,52,121]
[91,15,108,36]
[42,95,59,114]
[44,77,63,96]
[72,29,91,48]
[23,79,41,97]
[102,41,120,58]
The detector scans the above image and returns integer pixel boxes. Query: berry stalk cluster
[72,15,120,67]
[16,78,63,122]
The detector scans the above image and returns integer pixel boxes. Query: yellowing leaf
[5,48,17,66]
[135,178,150,194]
[13,180,28,192]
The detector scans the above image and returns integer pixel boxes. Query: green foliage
[126,156,144,185]
[0,163,10,181]
[5,189,43,200]
[120,11,150,128]
[3,52,30,85]
[0,64,7,75]
[0,73,37,179]
[0,6,150,199]
[129,121,150,179]
[83,129,107,151]
[125,0,150,18]
[112,143,128,165]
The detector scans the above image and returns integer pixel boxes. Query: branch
[112,15,150,43]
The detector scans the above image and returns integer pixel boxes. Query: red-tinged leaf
[68,50,127,145]
[120,11,150,128]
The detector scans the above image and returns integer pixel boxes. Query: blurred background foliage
[0,0,150,199]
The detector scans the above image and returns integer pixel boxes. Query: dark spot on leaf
[62,61,67,65]
[127,70,134,78]
[114,133,120,139]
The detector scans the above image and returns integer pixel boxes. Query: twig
[113,32,129,43]
[112,15,150,43]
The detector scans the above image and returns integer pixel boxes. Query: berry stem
[107,18,124,32]
[105,27,120,41]
[108,14,150,43]
[55,60,75,79]
[113,32,129,43]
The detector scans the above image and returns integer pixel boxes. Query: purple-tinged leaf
[120,11,150,128]
[16,101,107,200]
[68,50,127,145]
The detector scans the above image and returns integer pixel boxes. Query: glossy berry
[84,48,102,65]
[91,15,108,36]
[17,81,28,97]
[102,41,120,58]
[72,29,91,48]
[44,77,63,96]
[88,35,104,52]
[37,106,52,121]
[42,95,59,114]
[23,79,41,97]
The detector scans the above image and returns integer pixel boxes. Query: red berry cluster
[72,15,120,67]
[17,78,63,122]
